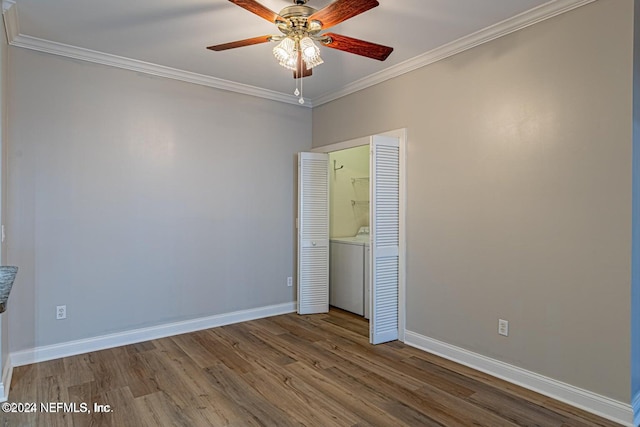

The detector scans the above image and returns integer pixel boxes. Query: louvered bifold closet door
[297,152,330,315]
[370,136,400,344]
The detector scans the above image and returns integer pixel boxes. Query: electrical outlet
[498,319,509,336]
[56,305,67,320]
[287,277,293,287]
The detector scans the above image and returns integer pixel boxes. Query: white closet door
[370,135,400,344]
[297,152,330,315]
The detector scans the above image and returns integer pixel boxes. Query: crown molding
[2,0,18,44]
[2,0,14,13]
[2,0,594,108]
[6,32,310,107]
[311,0,596,106]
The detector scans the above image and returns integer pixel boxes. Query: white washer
[330,228,370,317]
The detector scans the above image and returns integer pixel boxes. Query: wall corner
[632,1,640,422]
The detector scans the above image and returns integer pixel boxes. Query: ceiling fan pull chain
[298,75,304,104]
[294,57,300,97]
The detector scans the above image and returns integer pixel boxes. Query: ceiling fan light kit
[273,37,298,70]
[207,0,393,103]
[298,37,324,68]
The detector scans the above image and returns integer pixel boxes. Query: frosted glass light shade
[273,38,296,66]
[300,37,323,69]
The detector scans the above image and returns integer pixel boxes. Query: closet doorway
[297,129,406,344]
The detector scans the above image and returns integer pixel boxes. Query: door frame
[311,128,407,342]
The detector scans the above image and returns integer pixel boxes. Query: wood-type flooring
[0,309,623,426]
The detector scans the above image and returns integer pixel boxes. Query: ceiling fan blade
[323,33,393,61]
[207,35,272,51]
[294,53,312,79]
[308,0,379,30]
[229,0,285,23]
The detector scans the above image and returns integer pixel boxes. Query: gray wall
[7,47,311,352]
[313,0,633,402]
[0,14,9,390]
[633,0,640,412]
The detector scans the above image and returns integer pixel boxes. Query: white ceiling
[6,0,582,105]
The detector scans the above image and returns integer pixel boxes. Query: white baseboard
[10,302,296,367]
[632,391,639,427]
[404,330,634,427]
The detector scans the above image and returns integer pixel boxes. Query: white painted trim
[0,354,12,402]
[310,129,406,154]
[632,391,640,427]
[311,0,596,106]
[405,331,635,427]
[312,129,407,345]
[10,302,296,367]
[395,128,407,342]
[2,0,18,45]
[310,136,370,153]
[6,34,308,107]
[1,0,14,13]
[2,0,593,108]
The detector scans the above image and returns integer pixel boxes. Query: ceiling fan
[207,0,394,79]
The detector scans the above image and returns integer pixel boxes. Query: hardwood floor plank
[150,336,190,361]
[258,360,365,426]
[101,386,144,427]
[66,381,107,427]
[285,361,408,427]
[247,323,366,374]
[265,315,329,343]
[159,354,254,426]
[192,329,255,373]
[540,399,622,427]
[0,366,38,427]
[62,354,95,389]
[84,349,130,393]
[151,339,261,426]
[134,391,212,427]
[321,308,370,337]
[403,355,619,427]
[2,309,624,427]
[464,381,573,426]
[242,318,289,336]
[120,352,163,399]
[36,375,74,427]
[304,314,374,347]
[240,367,357,426]
[321,366,445,427]
[203,363,303,427]
[279,331,370,375]
[125,341,156,355]
[133,350,206,410]
[169,333,222,369]
[210,323,297,368]
[207,326,369,425]
[313,337,426,390]
[328,364,521,427]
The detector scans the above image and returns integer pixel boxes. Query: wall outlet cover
[498,319,509,336]
[56,305,67,320]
